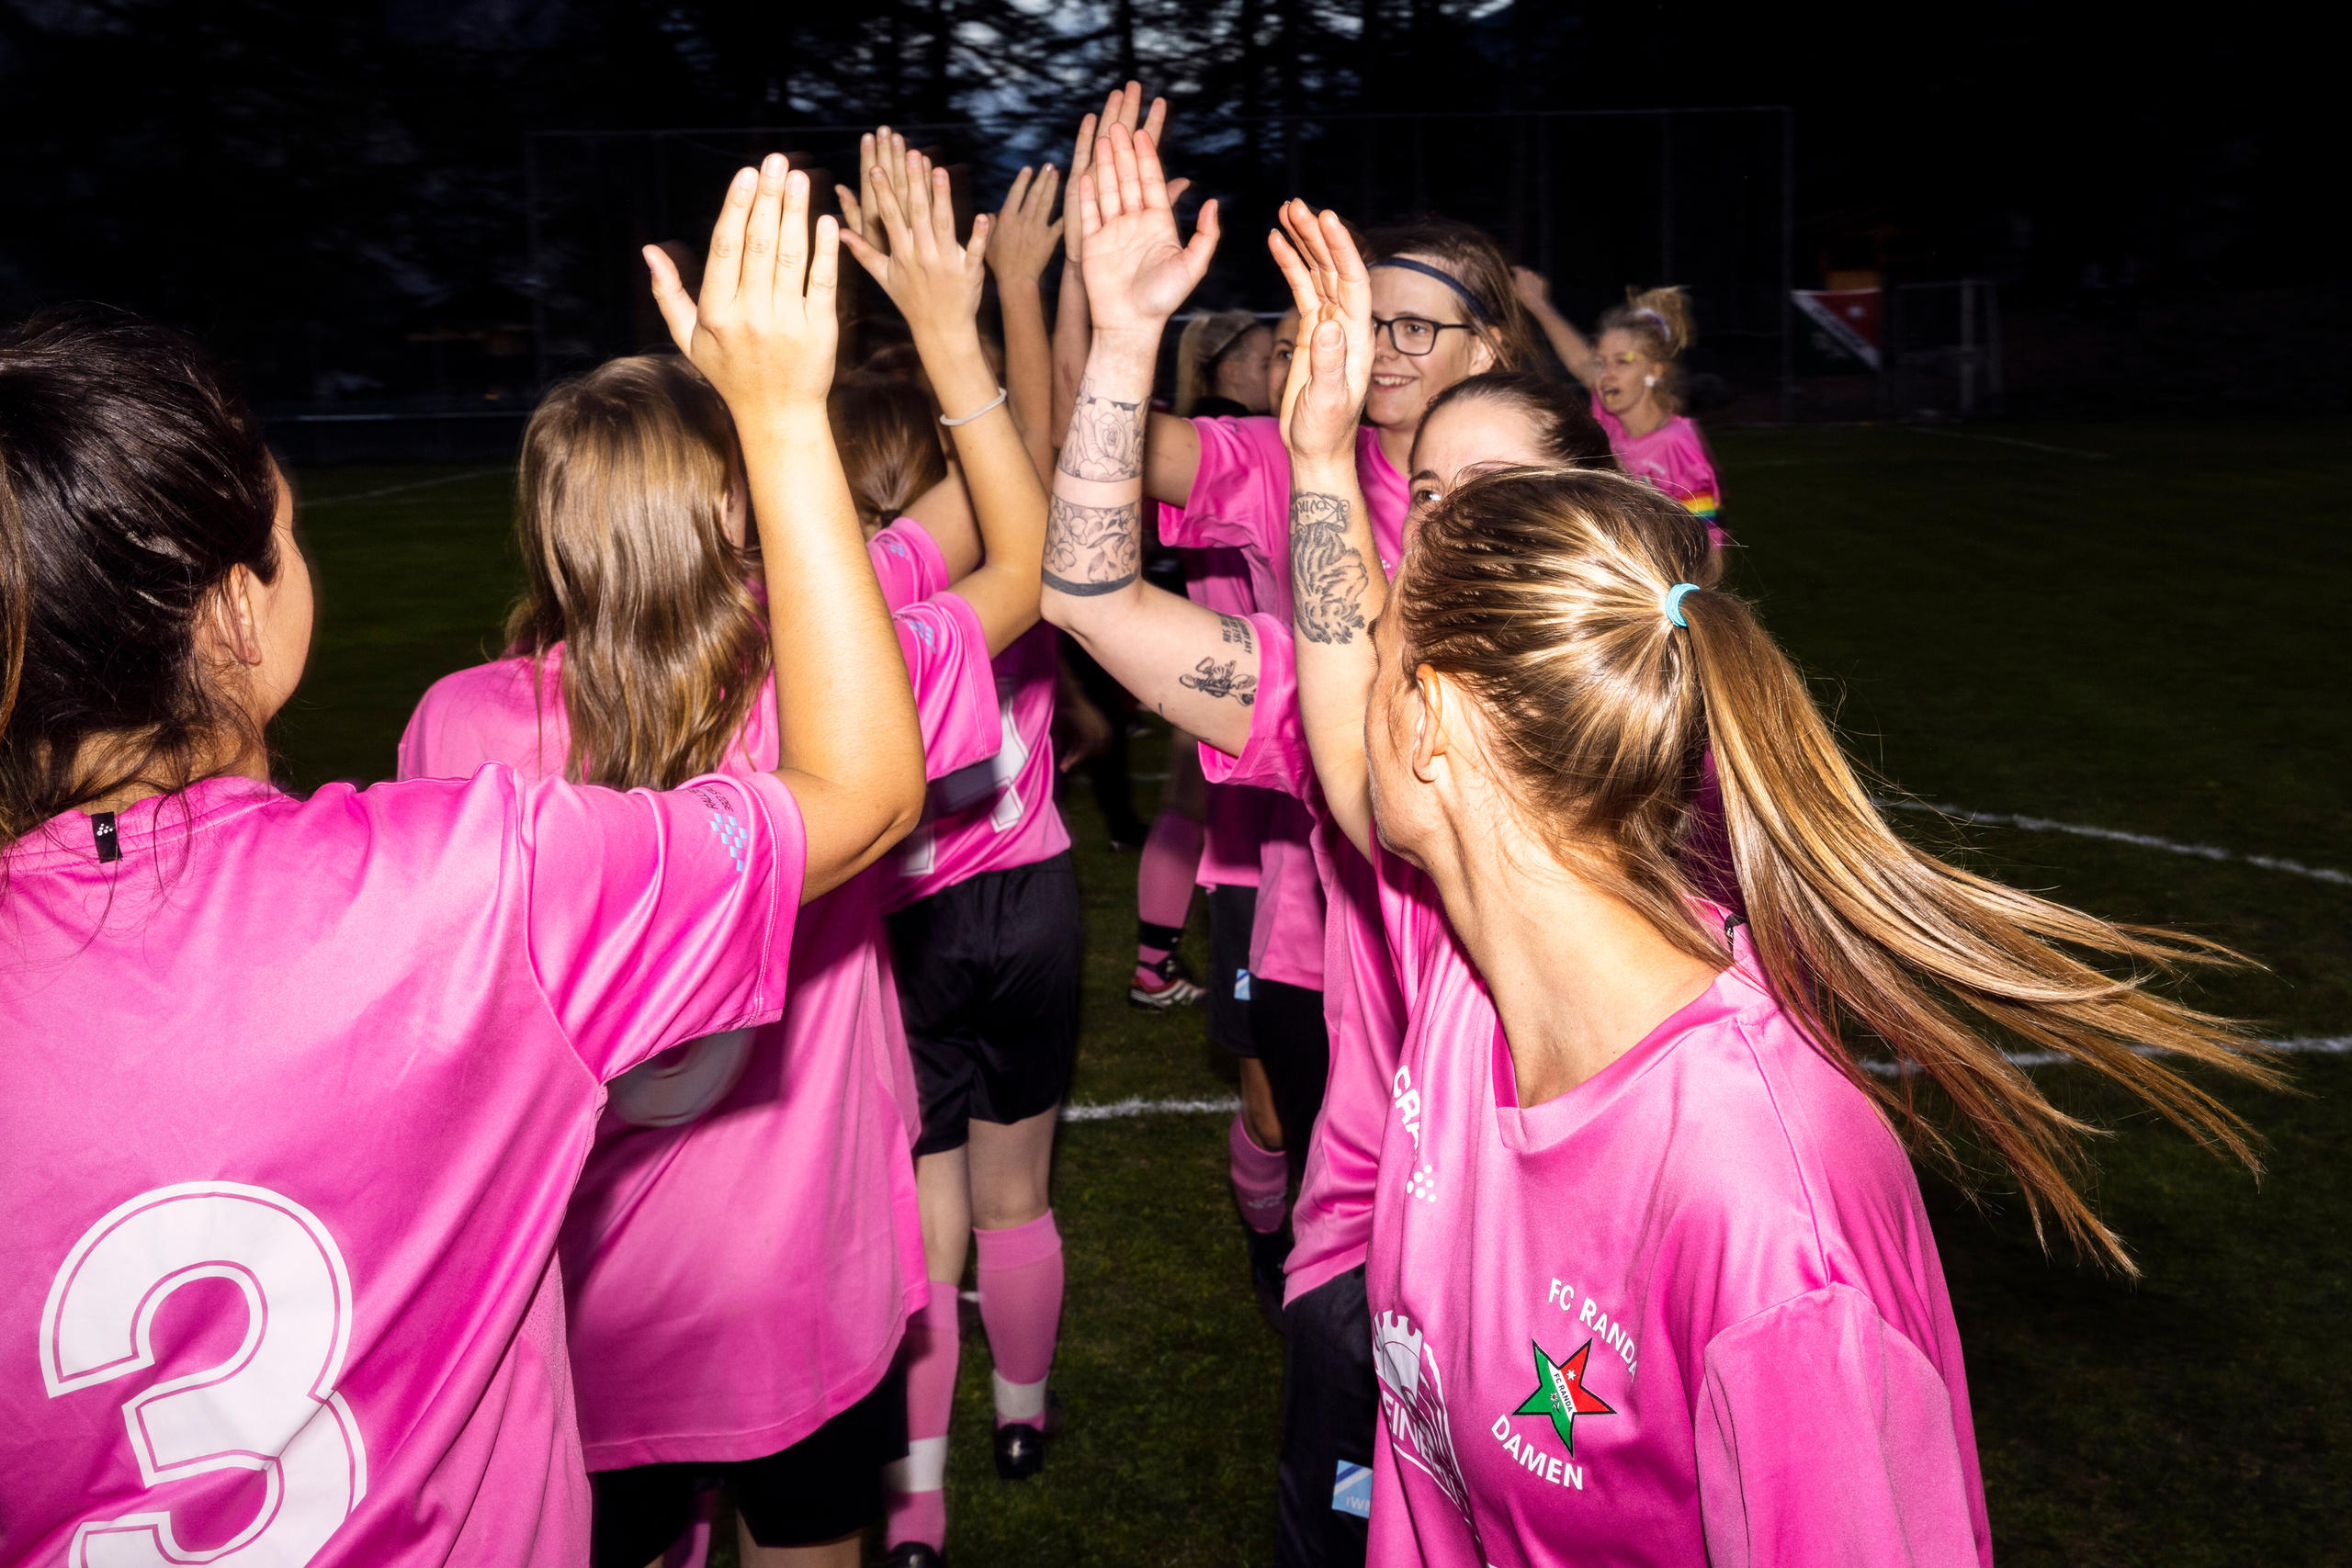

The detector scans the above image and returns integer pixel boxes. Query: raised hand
[834,127,910,255]
[1267,198,1371,468]
[1064,83,1169,266]
[645,153,839,418]
[1512,265,1555,313]
[1076,125,1219,343]
[839,146,990,345]
[989,164,1064,287]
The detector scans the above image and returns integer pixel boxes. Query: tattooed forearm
[1043,494,1140,595]
[1290,491,1370,644]
[1217,614,1254,652]
[1056,379,1147,481]
[1178,657,1258,706]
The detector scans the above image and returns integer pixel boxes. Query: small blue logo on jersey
[1331,1461,1372,1518]
[702,795,747,873]
[912,616,936,646]
[1233,967,1251,1001]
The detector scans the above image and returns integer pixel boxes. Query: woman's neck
[1374,418,1413,478]
[1617,395,1671,439]
[67,732,270,817]
[1424,815,1723,1107]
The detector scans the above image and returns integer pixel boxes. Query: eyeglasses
[1371,314,1476,357]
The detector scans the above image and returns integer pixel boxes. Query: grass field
[279,418,2351,1566]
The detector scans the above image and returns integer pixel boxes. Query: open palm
[1077,125,1219,340]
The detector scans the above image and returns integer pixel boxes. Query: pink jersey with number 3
[397,535,1000,1471]
[0,765,804,1567]
[1364,855,1991,1567]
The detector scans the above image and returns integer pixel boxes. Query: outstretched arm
[989,162,1063,484]
[1514,265,1598,389]
[1038,124,1255,755]
[843,143,1047,656]
[1271,200,1384,857]
[646,157,924,898]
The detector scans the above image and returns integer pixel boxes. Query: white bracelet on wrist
[940,387,1009,426]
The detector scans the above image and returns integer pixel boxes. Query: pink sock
[1134,811,1204,982]
[975,1213,1064,1428]
[885,1286,960,1550]
[1229,1113,1289,1234]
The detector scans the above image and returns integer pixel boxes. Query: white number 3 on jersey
[40,1182,368,1567]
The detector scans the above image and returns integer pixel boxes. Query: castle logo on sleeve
[1374,1311,1484,1551]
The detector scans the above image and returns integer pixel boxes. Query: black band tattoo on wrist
[1290,491,1370,645]
[1044,494,1140,594]
[1217,615,1254,652]
[1057,380,1147,481]
[1179,657,1257,706]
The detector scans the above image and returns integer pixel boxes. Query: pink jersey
[867,516,950,612]
[0,765,804,1568]
[399,582,1000,1471]
[1177,539,1267,890]
[1198,615,1405,1305]
[1591,396,1724,544]
[1159,417,1408,992]
[886,619,1069,909]
[1365,863,1990,1566]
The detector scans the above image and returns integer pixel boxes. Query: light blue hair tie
[1664,582,1700,627]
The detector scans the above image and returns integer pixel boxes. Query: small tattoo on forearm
[1218,615,1254,652]
[1057,379,1147,481]
[1044,494,1140,593]
[1179,657,1257,706]
[1290,491,1369,645]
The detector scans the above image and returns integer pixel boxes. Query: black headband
[1368,256,1493,322]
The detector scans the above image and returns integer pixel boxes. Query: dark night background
[1,0,2339,427]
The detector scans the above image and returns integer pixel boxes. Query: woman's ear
[1411,662,1451,782]
[1467,335,1498,377]
[208,568,267,669]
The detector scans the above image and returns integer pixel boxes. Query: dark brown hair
[1418,372,1617,470]
[828,372,948,535]
[1395,466,2279,1271]
[0,305,283,857]
[1363,218,1543,375]
[507,355,768,790]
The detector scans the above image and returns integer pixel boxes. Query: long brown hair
[827,372,947,536]
[1396,466,2279,1271]
[507,355,767,790]
[1363,218,1543,375]
[0,466,23,750]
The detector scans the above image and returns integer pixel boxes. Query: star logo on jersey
[1512,1338,1614,1453]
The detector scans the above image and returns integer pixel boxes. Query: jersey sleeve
[519,770,807,1083]
[1158,416,1285,554]
[1695,1284,1985,1568]
[897,591,1002,781]
[1196,613,1314,800]
[869,517,952,613]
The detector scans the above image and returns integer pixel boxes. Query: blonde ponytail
[1398,466,2280,1274]
[1598,287,1696,412]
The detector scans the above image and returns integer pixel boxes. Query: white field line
[1884,799,2351,888]
[1061,1039,2352,1118]
[303,466,513,507]
[1903,426,2112,459]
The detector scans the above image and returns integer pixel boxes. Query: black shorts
[1249,976,1331,1184]
[887,852,1082,1156]
[1276,1267,1375,1568]
[589,1365,908,1568]
[1205,884,1259,1056]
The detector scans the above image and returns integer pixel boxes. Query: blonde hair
[1597,286,1697,412]
[1396,466,2280,1271]
[1174,310,1265,416]
[507,355,768,790]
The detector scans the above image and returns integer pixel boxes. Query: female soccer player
[1261,198,2274,1568]
[1516,272,1724,544]
[841,144,1088,1568]
[1038,126,1608,1568]
[0,158,928,1567]
[1176,309,1276,418]
[401,152,1044,1568]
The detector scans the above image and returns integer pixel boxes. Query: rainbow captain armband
[1678,491,1720,523]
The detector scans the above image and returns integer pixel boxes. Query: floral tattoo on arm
[1290,491,1370,644]
[1056,379,1147,481]
[1043,496,1141,595]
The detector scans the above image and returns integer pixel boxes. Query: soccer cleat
[884,1545,946,1568]
[994,1391,1065,1481]
[1128,953,1207,1010]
